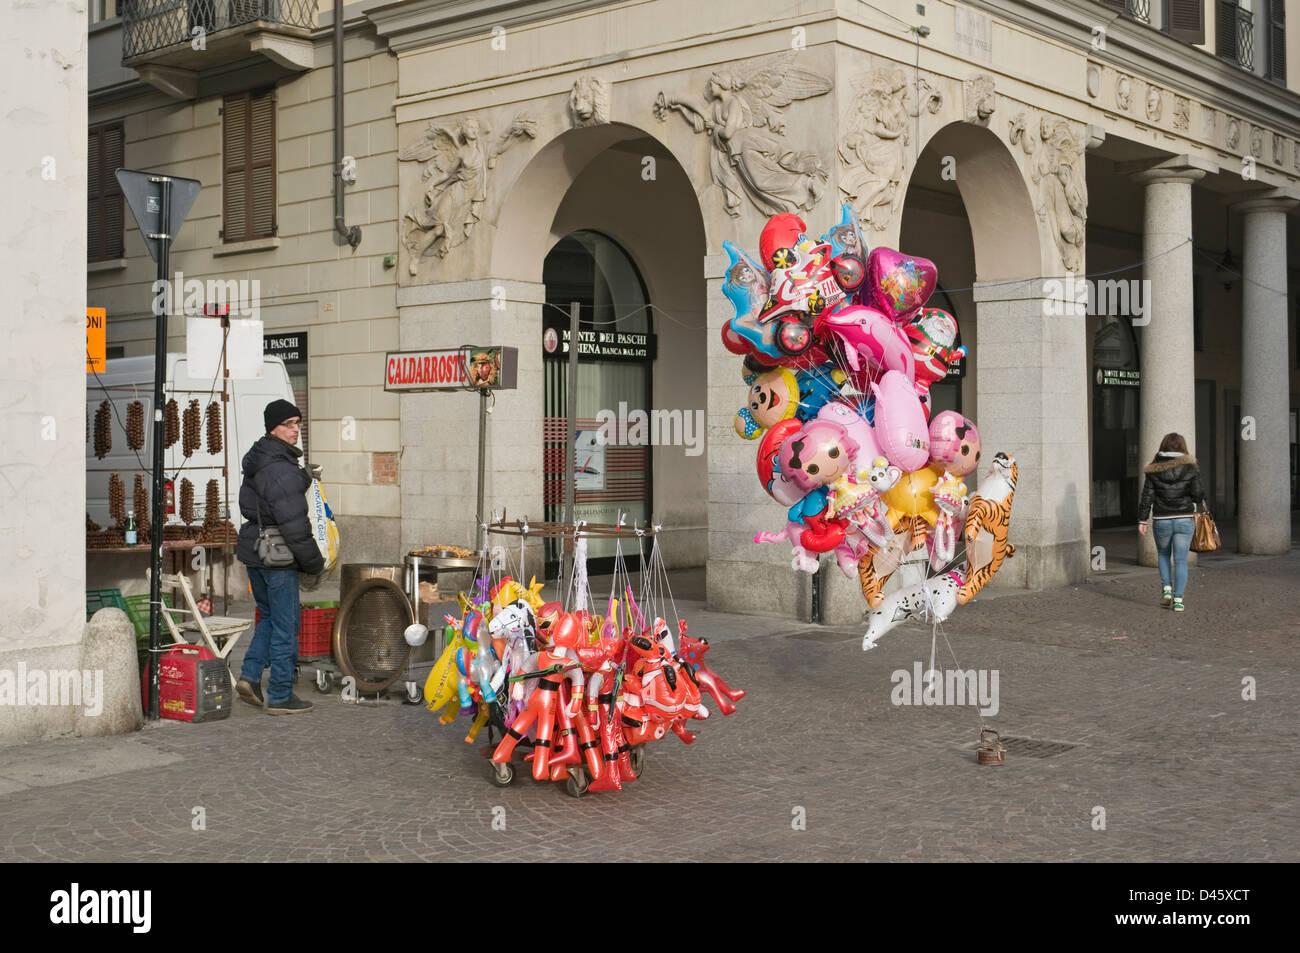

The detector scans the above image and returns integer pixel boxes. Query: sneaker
[267,695,314,715]
[236,679,264,708]
[1161,586,1172,608]
[1172,598,1184,612]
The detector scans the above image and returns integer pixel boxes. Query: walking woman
[1137,433,1205,612]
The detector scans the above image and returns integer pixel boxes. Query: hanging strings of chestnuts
[126,400,145,451]
[109,473,126,526]
[182,399,201,458]
[94,400,112,459]
[133,474,151,541]
[179,478,195,526]
[164,398,180,448]
[87,513,101,532]
[205,401,222,455]
[204,479,221,527]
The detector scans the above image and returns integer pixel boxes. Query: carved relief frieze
[654,52,833,218]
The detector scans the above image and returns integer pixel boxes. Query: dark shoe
[236,679,264,708]
[267,695,314,715]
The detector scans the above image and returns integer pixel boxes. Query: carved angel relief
[398,115,537,276]
[1010,112,1087,273]
[654,52,832,218]
[838,68,943,231]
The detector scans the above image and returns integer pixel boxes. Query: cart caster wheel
[314,670,332,694]
[629,744,646,779]
[403,681,422,705]
[565,766,589,799]
[490,762,515,788]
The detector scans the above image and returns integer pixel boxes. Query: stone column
[969,278,1091,591]
[1234,194,1297,554]
[1125,159,1211,567]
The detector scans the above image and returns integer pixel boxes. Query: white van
[86,353,298,531]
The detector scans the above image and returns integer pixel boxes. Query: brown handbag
[1191,504,1221,553]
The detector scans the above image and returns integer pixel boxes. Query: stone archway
[489,123,710,568]
[896,119,1091,591]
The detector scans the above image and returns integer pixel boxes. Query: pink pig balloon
[927,410,982,477]
[869,370,931,471]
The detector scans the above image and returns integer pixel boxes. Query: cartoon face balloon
[735,367,799,439]
[778,419,858,495]
[906,309,965,388]
[928,410,982,477]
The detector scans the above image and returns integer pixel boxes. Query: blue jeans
[1153,517,1194,599]
[242,567,300,704]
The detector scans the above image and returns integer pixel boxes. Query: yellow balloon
[424,627,467,712]
[881,464,943,526]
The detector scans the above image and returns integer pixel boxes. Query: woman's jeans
[1153,517,1195,599]
[241,567,300,704]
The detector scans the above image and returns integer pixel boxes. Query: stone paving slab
[0,552,1295,862]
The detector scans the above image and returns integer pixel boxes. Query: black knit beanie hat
[264,399,302,432]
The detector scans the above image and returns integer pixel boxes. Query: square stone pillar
[1123,158,1212,567]
[704,255,813,621]
[971,278,1091,589]
[1233,193,1298,554]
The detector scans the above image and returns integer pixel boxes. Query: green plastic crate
[86,588,127,620]
[124,592,172,640]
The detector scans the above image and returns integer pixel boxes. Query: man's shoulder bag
[255,501,296,568]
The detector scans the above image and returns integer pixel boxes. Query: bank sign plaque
[385,346,518,392]
[542,323,656,362]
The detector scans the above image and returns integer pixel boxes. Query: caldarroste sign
[384,346,518,392]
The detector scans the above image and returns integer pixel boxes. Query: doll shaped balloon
[755,417,860,574]
[927,471,969,572]
[928,411,982,478]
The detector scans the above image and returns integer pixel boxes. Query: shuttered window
[222,88,276,243]
[1166,0,1206,44]
[1269,0,1287,83]
[88,122,125,262]
[1218,0,1240,61]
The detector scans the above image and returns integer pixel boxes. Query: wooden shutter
[222,88,276,243]
[1218,0,1239,59]
[87,123,124,261]
[1269,0,1287,82]
[1167,0,1206,44]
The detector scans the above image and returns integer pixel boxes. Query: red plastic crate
[254,602,338,658]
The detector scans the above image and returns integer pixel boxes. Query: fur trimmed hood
[1144,453,1197,474]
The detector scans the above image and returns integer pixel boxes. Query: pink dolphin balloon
[869,370,931,471]
[815,304,915,387]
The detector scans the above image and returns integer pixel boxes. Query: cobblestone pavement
[1,551,1296,862]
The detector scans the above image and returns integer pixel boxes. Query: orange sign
[86,308,106,373]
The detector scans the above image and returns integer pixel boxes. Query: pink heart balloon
[864,248,938,323]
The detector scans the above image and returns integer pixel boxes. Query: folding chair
[156,572,251,673]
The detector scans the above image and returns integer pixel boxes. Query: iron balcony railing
[122,0,317,60]
[1127,0,1150,24]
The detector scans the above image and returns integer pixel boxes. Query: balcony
[122,1,317,98]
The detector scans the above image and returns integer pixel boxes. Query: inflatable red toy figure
[491,610,600,781]
[677,620,745,716]
[621,624,707,746]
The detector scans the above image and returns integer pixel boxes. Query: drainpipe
[334,2,362,248]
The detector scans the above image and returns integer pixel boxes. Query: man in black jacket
[235,400,324,714]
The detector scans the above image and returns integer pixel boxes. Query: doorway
[542,230,654,575]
